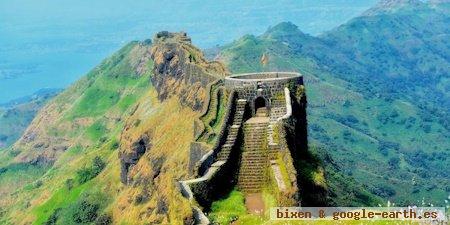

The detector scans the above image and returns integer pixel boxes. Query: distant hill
[0,89,60,148]
[0,1,448,224]
[219,0,449,206]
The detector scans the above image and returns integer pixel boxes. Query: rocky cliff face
[118,32,229,186]
[150,31,228,110]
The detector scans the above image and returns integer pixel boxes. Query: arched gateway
[254,96,268,117]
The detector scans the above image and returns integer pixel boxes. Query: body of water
[0,0,378,102]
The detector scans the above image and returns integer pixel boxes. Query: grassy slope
[218,3,449,206]
[0,41,157,224]
[0,36,214,224]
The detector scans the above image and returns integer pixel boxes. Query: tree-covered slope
[218,1,449,206]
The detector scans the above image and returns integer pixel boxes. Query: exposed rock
[119,133,151,184]
[149,32,228,110]
[156,197,168,214]
[150,156,165,180]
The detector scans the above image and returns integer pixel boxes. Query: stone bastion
[224,72,303,114]
[224,72,302,88]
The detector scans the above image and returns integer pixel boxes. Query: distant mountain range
[219,0,449,206]
[0,0,448,224]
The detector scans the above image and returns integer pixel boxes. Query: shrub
[92,156,106,175]
[388,157,400,169]
[71,199,99,223]
[378,141,400,156]
[95,214,112,225]
[44,208,62,225]
[76,156,106,184]
[345,115,359,124]
[66,179,74,190]
[33,180,43,188]
[110,140,120,150]
[371,184,396,198]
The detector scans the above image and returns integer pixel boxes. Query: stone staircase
[255,107,268,117]
[238,117,270,193]
[216,99,246,161]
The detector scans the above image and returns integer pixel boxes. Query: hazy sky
[0,0,378,103]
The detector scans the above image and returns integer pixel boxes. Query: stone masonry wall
[224,72,302,114]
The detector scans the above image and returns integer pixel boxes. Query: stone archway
[254,96,268,117]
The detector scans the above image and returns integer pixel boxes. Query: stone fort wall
[224,72,303,113]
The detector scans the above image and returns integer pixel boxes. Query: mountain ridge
[219,0,449,206]
[0,1,448,224]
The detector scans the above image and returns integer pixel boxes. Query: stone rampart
[224,72,302,113]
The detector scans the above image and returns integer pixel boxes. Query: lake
[0,0,377,103]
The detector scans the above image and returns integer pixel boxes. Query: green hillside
[0,33,226,224]
[0,41,160,224]
[219,1,449,206]
[0,1,448,224]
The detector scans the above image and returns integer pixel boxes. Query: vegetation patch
[76,156,106,184]
[208,189,247,224]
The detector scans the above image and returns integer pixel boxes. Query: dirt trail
[245,193,265,215]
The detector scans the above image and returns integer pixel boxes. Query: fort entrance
[254,96,268,117]
[181,72,306,222]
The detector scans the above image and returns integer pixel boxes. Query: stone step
[245,122,267,125]
[242,147,269,153]
[238,183,264,187]
[239,166,267,171]
[239,164,267,168]
[241,158,268,162]
[243,150,266,154]
[239,172,266,176]
[241,156,268,160]
[238,184,263,190]
[222,143,233,148]
[238,175,266,179]
[240,159,268,164]
[240,162,267,167]
[239,170,267,175]
[244,144,266,147]
[244,136,265,140]
[240,174,265,179]
[244,140,265,144]
[243,147,266,151]
[242,151,268,155]
[244,126,266,129]
[238,181,265,185]
[239,179,264,183]
[240,160,267,164]
[243,130,266,134]
[224,141,235,146]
